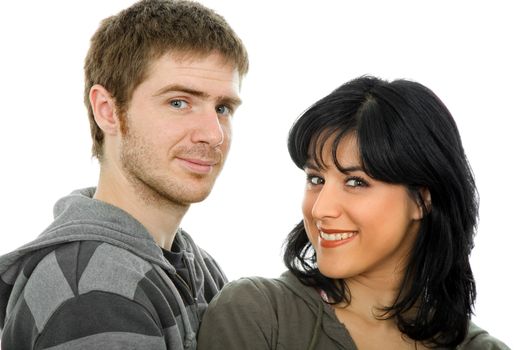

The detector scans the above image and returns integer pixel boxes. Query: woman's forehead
[306,132,361,169]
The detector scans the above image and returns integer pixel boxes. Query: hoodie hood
[0,188,173,277]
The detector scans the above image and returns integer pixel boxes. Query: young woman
[197,76,509,349]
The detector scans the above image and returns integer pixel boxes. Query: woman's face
[302,135,423,281]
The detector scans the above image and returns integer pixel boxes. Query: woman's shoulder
[458,322,510,350]
[206,271,332,331]
[210,272,302,308]
[199,272,351,350]
[198,273,302,349]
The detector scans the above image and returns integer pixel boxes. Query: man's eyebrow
[218,96,242,108]
[153,84,242,107]
[154,84,210,98]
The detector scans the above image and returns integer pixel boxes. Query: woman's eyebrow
[305,159,364,172]
[340,165,363,173]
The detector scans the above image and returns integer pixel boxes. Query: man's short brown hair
[84,0,249,160]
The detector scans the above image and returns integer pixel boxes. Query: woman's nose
[311,183,342,220]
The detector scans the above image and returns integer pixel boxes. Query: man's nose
[191,107,225,147]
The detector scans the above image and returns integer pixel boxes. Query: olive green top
[198,271,510,350]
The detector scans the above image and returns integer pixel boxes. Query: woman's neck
[342,269,405,317]
[332,272,427,350]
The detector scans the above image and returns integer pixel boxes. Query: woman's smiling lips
[318,227,358,248]
[176,157,218,174]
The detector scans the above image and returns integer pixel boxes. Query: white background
[0,1,523,348]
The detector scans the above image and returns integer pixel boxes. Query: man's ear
[90,84,119,136]
[414,187,432,220]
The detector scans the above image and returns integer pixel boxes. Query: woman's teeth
[320,231,357,241]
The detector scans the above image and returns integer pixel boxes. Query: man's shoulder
[3,240,174,350]
[2,241,161,346]
[24,241,155,299]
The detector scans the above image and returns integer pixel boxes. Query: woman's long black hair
[284,76,478,348]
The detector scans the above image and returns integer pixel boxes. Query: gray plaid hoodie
[0,188,227,349]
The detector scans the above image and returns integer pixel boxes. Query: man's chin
[166,188,213,206]
[183,193,211,204]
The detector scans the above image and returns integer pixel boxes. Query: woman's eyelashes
[306,174,324,186]
[345,176,369,188]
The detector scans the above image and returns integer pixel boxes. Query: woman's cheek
[302,193,318,247]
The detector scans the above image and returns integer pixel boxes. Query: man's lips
[178,157,218,166]
[176,157,219,174]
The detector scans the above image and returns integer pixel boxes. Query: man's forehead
[149,52,241,85]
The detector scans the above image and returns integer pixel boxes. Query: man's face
[118,52,241,206]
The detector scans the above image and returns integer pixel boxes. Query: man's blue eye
[216,105,231,116]
[170,100,188,109]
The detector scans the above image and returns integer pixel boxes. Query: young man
[0,0,248,349]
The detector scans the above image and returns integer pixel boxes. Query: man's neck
[94,165,189,250]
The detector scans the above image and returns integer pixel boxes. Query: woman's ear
[414,188,432,220]
[90,84,119,136]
